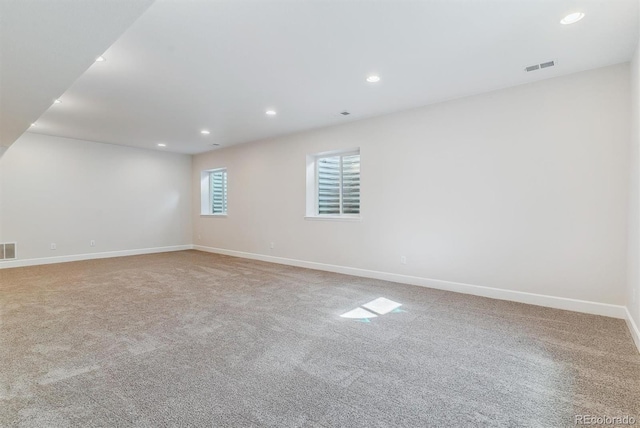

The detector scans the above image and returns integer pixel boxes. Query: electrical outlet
[634,288,637,303]
[50,243,57,250]
[400,256,407,265]
[90,240,96,247]
[270,242,275,249]
[198,234,202,240]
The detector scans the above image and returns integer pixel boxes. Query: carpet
[1,250,638,427]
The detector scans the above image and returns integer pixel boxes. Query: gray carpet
[1,250,639,427]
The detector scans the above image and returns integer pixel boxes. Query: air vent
[340,111,350,116]
[525,60,556,72]
[0,243,17,260]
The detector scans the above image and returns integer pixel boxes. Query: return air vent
[0,243,17,260]
[525,60,556,72]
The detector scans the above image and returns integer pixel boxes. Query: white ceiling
[23,0,640,154]
[0,0,154,149]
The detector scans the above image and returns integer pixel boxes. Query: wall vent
[0,243,17,260]
[525,60,556,72]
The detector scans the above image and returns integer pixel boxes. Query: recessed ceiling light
[95,56,105,62]
[157,143,166,147]
[561,12,585,25]
[366,75,381,83]
[200,130,210,135]
[54,99,61,104]
[265,110,277,116]
[30,123,36,127]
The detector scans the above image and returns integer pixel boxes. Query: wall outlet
[400,255,407,265]
[90,240,96,247]
[270,242,275,249]
[634,288,637,303]
[198,234,202,240]
[50,243,57,250]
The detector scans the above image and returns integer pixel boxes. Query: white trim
[0,245,193,269]
[304,215,362,222]
[193,245,628,319]
[200,214,228,218]
[625,307,640,354]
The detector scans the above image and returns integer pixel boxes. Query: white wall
[0,133,192,262]
[628,27,640,345]
[193,64,630,306]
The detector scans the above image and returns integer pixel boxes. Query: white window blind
[317,152,360,215]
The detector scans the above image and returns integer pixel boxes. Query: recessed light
[366,75,381,83]
[265,110,277,116]
[157,143,166,147]
[200,130,210,135]
[54,99,61,104]
[30,123,36,127]
[561,12,585,25]
[95,56,105,62]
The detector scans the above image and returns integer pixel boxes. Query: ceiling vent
[525,60,556,72]
[340,111,350,116]
[0,243,17,261]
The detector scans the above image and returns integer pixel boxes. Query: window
[306,149,360,218]
[200,168,227,215]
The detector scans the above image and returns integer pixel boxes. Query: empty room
[2,0,640,426]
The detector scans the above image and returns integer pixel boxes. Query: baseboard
[0,245,194,269]
[194,245,628,320]
[625,308,640,353]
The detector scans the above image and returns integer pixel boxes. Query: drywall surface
[193,64,630,305]
[0,133,192,261]
[628,32,640,340]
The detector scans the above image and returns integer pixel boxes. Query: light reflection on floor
[340,297,403,321]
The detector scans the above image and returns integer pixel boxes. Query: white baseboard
[625,308,640,353]
[0,245,194,269]
[194,245,628,320]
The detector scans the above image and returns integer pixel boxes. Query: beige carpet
[1,250,639,427]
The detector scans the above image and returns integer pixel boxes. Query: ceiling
[17,0,640,154]
[0,0,154,150]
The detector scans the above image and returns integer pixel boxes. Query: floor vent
[0,243,17,260]
[525,60,556,72]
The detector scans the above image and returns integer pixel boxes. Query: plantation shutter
[341,154,360,214]
[318,156,341,214]
[210,170,227,214]
[317,153,360,215]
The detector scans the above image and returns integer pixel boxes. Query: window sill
[200,214,228,218]
[304,215,362,222]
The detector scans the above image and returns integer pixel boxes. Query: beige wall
[193,63,630,306]
[0,133,192,261]
[628,27,640,337]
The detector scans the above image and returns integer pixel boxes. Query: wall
[628,27,640,347]
[193,64,630,309]
[0,133,192,265]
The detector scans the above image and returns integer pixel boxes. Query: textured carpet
[1,250,639,427]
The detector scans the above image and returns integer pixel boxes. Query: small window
[200,168,227,215]
[306,149,360,218]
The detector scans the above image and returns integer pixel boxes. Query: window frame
[306,148,361,221]
[200,167,228,217]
